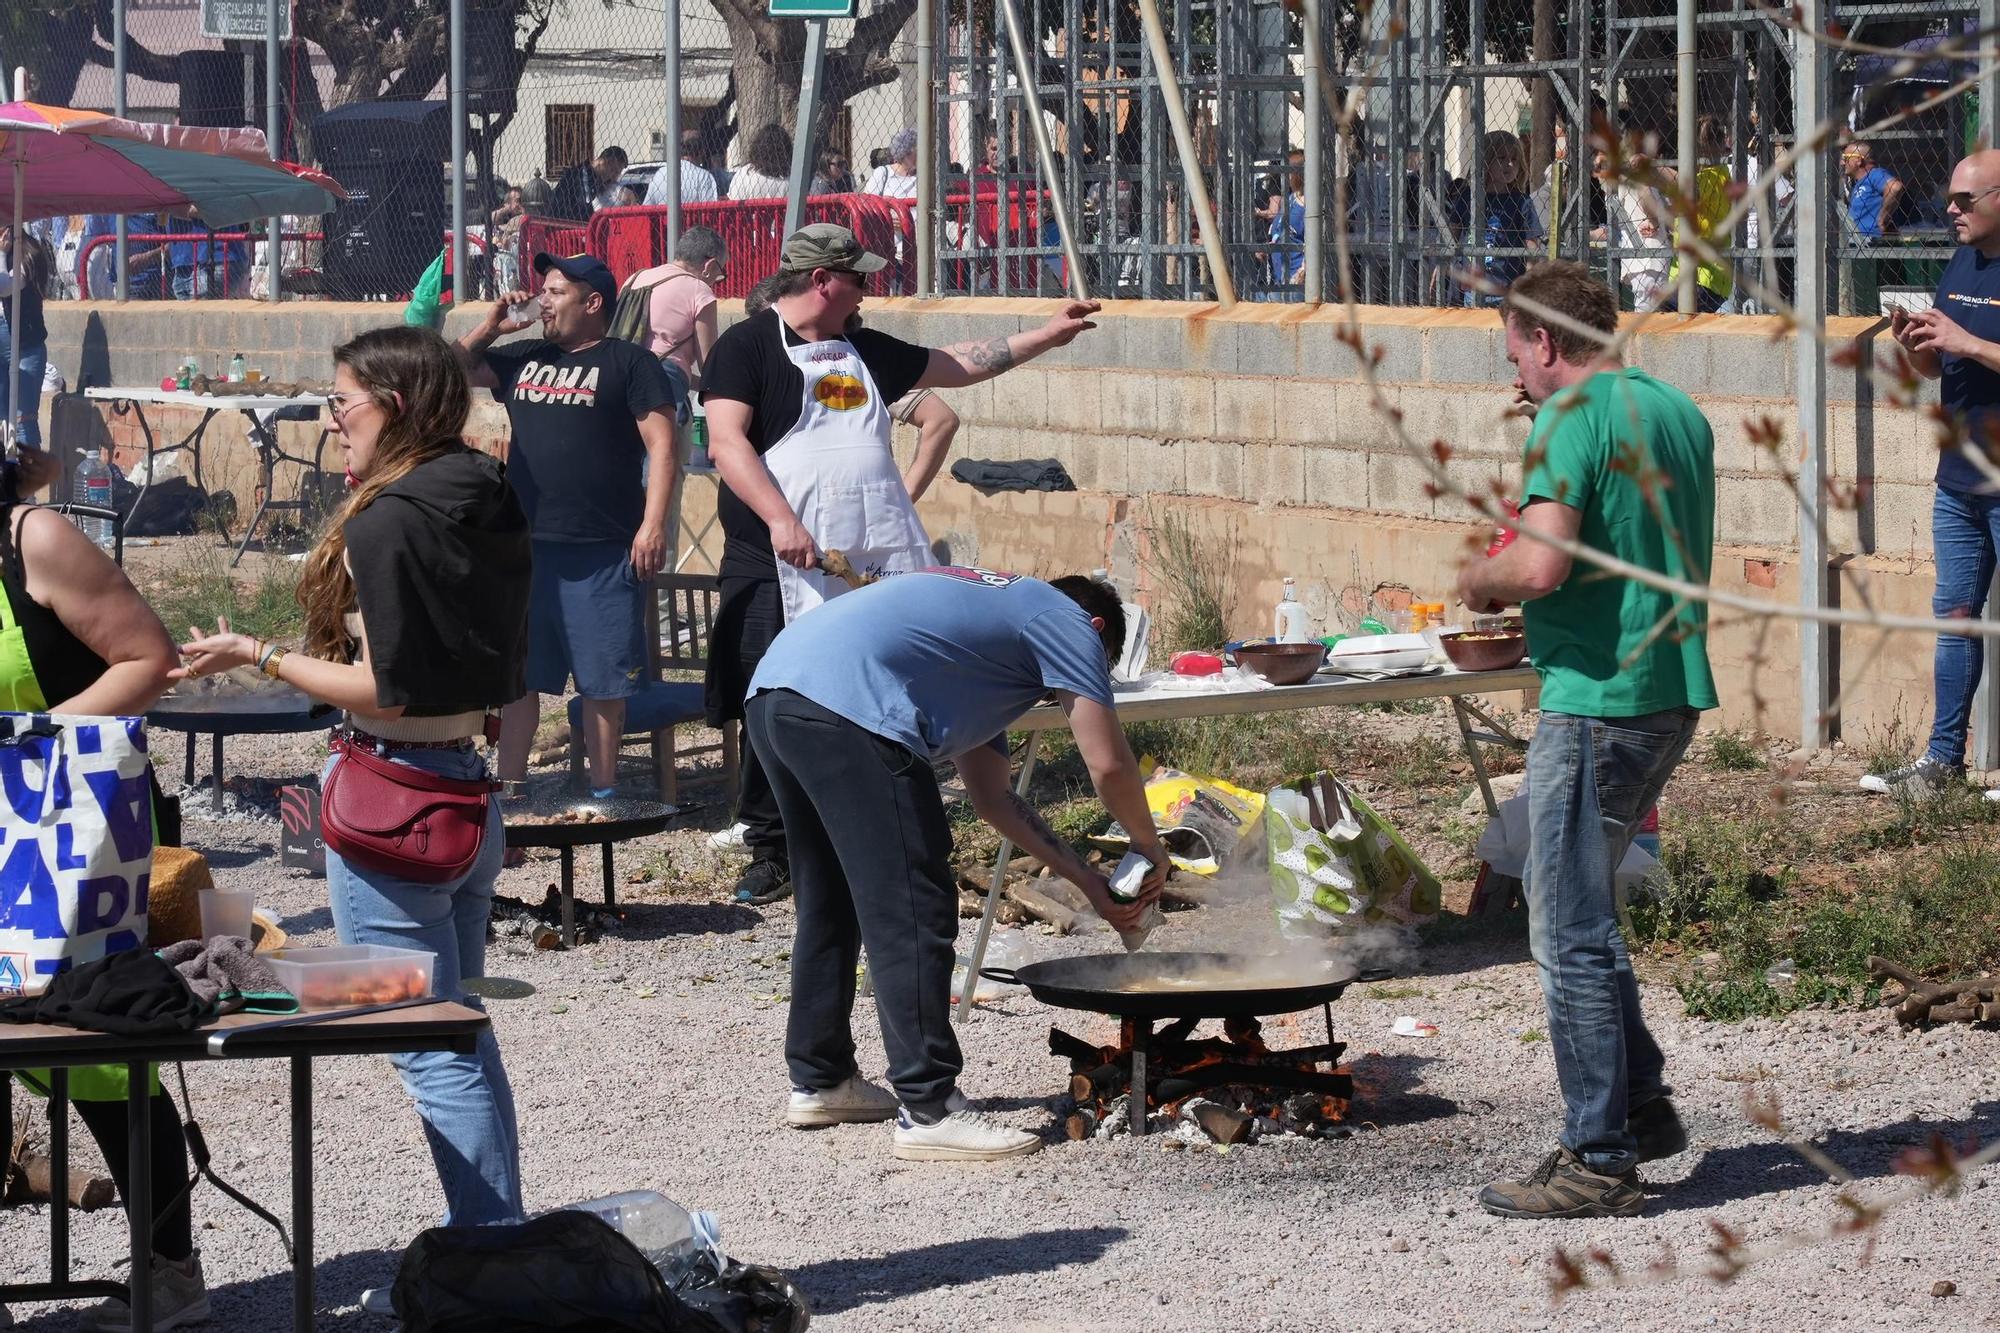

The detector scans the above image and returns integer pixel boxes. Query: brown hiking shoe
[1478,1148,1646,1219]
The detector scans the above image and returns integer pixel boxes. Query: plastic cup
[199,889,255,941]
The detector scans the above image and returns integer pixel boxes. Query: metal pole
[915,0,937,296]
[8,153,21,454]
[267,0,283,303]
[995,0,1087,297]
[1135,0,1236,305]
[664,0,682,254]
[1299,0,1323,303]
[1984,0,2000,150]
[114,0,129,300]
[449,0,466,309]
[1675,0,1696,314]
[1972,0,2000,768]
[785,21,830,239]
[1795,0,1828,747]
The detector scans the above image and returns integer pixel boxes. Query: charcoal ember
[1095,1095,1131,1139]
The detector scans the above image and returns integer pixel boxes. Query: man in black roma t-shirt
[457,253,679,797]
[699,222,1100,906]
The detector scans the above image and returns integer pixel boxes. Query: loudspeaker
[320,162,446,300]
[179,50,248,127]
[463,5,517,119]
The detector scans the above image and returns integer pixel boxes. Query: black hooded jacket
[346,447,531,716]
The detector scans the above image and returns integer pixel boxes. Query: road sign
[201,0,293,43]
[769,0,855,16]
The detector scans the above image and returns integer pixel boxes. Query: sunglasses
[1948,186,2000,213]
[325,390,371,421]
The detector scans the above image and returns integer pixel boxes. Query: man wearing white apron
[702,223,1100,905]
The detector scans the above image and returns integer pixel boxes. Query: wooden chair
[568,573,741,806]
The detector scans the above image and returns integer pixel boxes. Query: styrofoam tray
[1321,648,1435,673]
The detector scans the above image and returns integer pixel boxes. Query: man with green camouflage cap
[777,221,890,275]
[699,222,1100,908]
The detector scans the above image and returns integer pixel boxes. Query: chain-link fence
[1,0,1982,313]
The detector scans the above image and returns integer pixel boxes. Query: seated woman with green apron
[0,488,206,1331]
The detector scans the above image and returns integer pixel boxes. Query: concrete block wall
[38,297,1942,743]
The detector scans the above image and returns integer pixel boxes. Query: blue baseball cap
[532,252,617,307]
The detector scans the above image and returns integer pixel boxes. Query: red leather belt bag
[320,734,496,883]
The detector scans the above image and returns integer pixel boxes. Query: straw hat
[147,848,288,952]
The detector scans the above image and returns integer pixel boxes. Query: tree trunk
[722,9,803,163]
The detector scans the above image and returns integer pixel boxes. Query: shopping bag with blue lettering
[0,714,154,997]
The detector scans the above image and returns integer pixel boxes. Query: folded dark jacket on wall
[949,458,1077,494]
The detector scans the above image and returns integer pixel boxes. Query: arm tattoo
[1003,789,1075,867]
[954,335,1016,373]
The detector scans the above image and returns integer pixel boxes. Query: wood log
[1869,956,2000,1026]
[1005,882,1079,934]
[1036,879,1094,915]
[957,891,984,919]
[1064,1109,1098,1141]
[1154,1064,1354,1106]
[1184,1100,1252,1145]
[1072,1061,1130,1103]
[5,1152,116,1210]
[1049,1028,1116,1068]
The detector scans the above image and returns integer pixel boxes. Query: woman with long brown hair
[180,325,531,1226]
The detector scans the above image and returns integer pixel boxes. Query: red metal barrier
[585,196,909,298]
[942,184,1053,292]
[516,218,590,293]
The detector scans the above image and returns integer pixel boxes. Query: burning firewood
[1869,956,2000,1027]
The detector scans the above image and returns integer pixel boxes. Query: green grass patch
[150,544,303,644]
[1367,983,1425,1000]
[1704,729,1766,773]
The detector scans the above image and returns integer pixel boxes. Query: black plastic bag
[391,1211,681,1333]
[391,1211,813,1333]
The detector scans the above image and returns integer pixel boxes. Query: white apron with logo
[766,321,933,622]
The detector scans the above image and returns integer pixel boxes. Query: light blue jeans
[323,744,522,1227]
[1525,707,1699,1176]
[0,331,47,447]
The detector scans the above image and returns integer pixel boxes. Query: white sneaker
[80,1250,210,1331]
[708,821,750,851]
[787,1073,899,1127]
[892,1091,1042,1162]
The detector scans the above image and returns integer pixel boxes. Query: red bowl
[1440,630,1527,673]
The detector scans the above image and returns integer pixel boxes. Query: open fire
[1049,1015,1353,1144]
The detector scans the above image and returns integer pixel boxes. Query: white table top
[84,387,327,411]
[1010,663,1539,732]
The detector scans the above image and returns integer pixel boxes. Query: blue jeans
[0,333,47,447]
[1926,485,2000,768]
[1525,707,1699,1176]
[323,744,522,1227]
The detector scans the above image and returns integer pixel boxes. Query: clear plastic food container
[266,944,436,1011]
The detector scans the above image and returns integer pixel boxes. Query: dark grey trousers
[745,688,963,1113]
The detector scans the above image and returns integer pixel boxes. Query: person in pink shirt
[625,226,728,422]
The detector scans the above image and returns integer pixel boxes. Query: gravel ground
[5,730,1999,1332]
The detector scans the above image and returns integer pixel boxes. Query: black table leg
[211,733,224,816]
[127,1061,152,1332]
[559,847,576,947]
[231,432,277,569]
[292,1055,313,1333]
[183,732,196,789]
[601,840,616,907]
[47,1069,67,1285]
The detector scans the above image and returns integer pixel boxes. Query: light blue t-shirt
[748,568,1116,762]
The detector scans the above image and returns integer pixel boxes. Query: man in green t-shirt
[1456,260,1718,1218]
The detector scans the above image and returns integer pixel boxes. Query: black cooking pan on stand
[981,951,1362,1020]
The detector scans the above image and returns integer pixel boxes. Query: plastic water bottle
[559,1190,722,1287]
[228,351,245,383]
[73,450,114,549]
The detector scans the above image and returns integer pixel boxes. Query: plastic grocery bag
[0,714,154,998]
[1473,791,1658,899]
[1093,764,1266,875]
[1266,772,1440,939]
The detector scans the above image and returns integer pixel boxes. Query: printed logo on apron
[764,321,934,624]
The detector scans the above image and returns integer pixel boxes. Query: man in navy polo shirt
[1868,149,2000,797]
[744,569,1168,1162]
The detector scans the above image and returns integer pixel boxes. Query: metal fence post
[449,0,466,310]
[1675,0,1696,315]
[114,0,128,301]
[1135,0,1236,305]
[916,0,936,296]
[266,0,282,304]
[1795,0,1829,747]
[1299,0,1323,303]
[664,0,682,255]
[1973,0,2000,770]
[785,21,830,240]
[994,0,1087,296]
